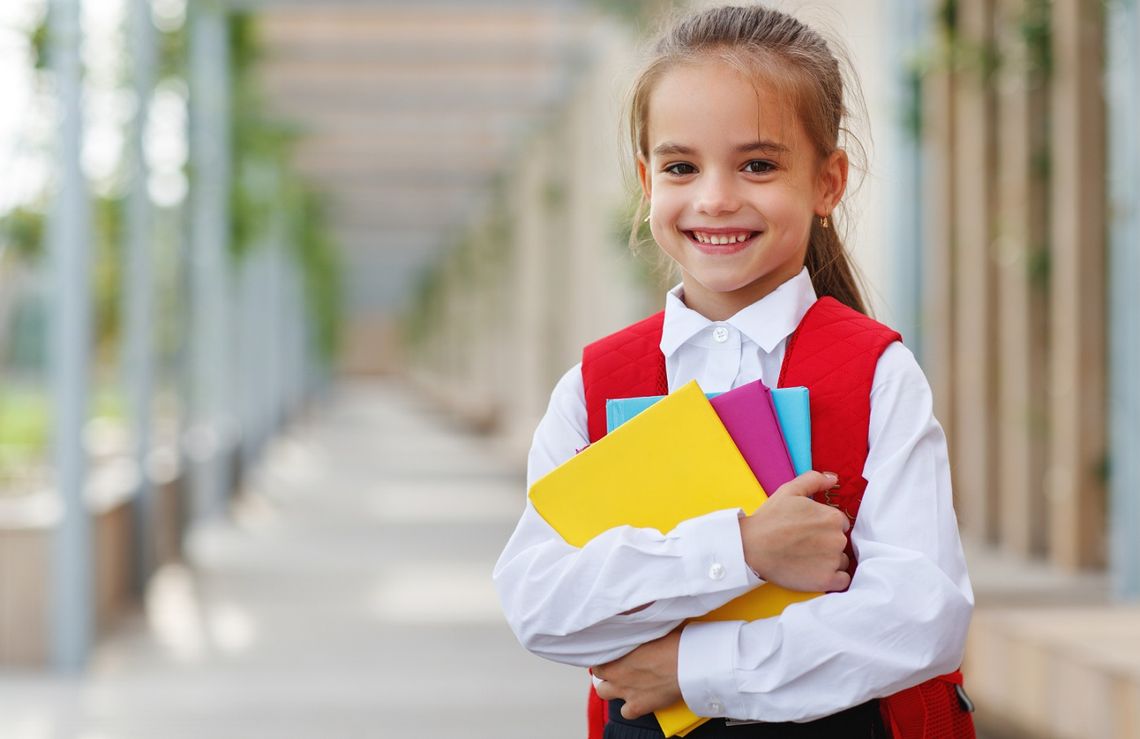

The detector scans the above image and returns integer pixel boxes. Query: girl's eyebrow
[652,140,789,157]
[736,140,789,154]
[652,142,697,157]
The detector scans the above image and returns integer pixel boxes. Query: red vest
[580,297,974,739]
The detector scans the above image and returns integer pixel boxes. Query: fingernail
[822,471,839,484]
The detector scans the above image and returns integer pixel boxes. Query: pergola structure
[43,0,601,671]
[240,0,594,371]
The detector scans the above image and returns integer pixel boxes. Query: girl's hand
[592,629,683,720]
[739,471,852,593]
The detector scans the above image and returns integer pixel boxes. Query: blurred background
[0,0,1137,737]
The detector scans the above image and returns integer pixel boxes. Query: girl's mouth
[685,229,760,254]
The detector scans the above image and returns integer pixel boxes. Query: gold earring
[819,215,829,229]
[643,212,651,223]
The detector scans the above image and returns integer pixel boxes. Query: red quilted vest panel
[578,297,974,739]
[582,311,669,444]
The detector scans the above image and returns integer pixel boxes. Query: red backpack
[580,297,974,739]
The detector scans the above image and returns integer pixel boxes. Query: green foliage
[937,0,959,38]
[228,11,295,259]
[543,180,567,211]
[224,11,342,362]
[0,207,45,261]
[228,11,260,73]
[1019,0,1053,82]
[0,196,126,362]
[405,263,445,351]
[0,391,49,488]
[0,385,126,491]
[901,61,925,141]
[93,195,125,358]
[290,187,343,360]
[158,18,187,81]
[929,0,1000,84]
[30,13,47,70]
[929,0,1054,84]
[0,393,48,448]
[1028,244,1051,291]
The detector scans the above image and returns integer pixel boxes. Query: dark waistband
[603,699,887,739]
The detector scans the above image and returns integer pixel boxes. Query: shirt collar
[660,268,818,357]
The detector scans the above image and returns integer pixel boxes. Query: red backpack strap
[587,679,608,739]
[781,298,973,738]
[581,312,667,739]
[582,311,668,444]
[880,669,975,739]
[778,296,901,528]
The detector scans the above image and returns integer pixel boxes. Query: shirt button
[708,563,726,580]
[709,701,723,714]
[712,326,729,343]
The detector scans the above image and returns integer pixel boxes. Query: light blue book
[606,386,812,475]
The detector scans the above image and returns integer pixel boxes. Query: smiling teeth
[693,232,751,245]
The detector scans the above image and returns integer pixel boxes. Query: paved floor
[0,381,583,738]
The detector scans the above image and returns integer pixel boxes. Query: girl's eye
[743,160,776,174]
[664,162,696,176]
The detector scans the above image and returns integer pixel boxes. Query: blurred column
[994,0,1049,557]
[236,246,262,470]
[920,0,958,468]
[1107,0,1140,598]
[124,0,157,589]
[952,0,999,543]
[48,0,94,672]
[188,0,233,521]
[1048,0,1107,569]
[285,224,306,420]
[885,0,927,352]
[269,223,287,429]
[505,135,551,450]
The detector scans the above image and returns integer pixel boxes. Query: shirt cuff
[678,620,745,718]
[671,508,756,602]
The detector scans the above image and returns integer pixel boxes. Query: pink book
[710,380,797,495]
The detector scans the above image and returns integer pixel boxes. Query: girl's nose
[694,174,741,216]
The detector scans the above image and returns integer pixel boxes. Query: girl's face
[638,58,847,320]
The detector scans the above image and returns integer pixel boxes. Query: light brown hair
[628,4,868,314]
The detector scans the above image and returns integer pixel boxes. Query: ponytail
[805,220,868,315]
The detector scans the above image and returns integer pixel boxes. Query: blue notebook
[606,386,812,475]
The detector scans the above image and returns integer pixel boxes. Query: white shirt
[492,268,974,722]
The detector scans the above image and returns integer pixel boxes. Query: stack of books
[529,379,817,737]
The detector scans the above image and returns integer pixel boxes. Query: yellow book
[528,381,819,737]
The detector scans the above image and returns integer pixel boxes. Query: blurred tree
[225,11,341,362]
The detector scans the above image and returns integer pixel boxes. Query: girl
[493,5,975,738]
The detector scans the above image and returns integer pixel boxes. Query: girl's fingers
[594,675,617,700]
[827,570,852,592]
[771,470,840,498]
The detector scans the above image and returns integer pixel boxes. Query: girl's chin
[683,272,762,296]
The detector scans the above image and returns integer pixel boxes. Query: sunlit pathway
[0,381,583,739]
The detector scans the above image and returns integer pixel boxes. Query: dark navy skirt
[603,699,888,739]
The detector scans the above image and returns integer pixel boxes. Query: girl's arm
[674,342,974,723]
[493,364,762,667]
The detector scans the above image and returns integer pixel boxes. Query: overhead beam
[260,39,581,66]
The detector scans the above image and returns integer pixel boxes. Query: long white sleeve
[676,343,974,722]
[492,364,762,667]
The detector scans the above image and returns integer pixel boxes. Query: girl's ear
[816,149,849,216]
[637,154,652,201]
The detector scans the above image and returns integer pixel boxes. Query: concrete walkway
[0,381,583,738]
